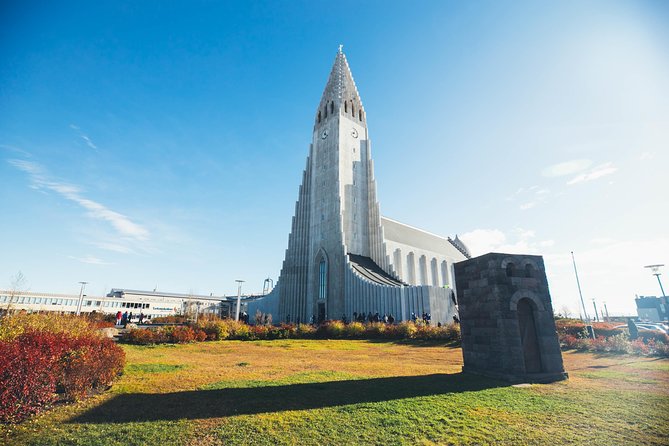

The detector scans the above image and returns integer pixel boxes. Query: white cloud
[68,255,113,265]
[542,159,592,177]
[513,187,551,210]
[92,242,136,254]
[8,159,148,241]
[459,227,550,257]
[639,152,655,161]
[567,162,618,185]
[70,124,98,150]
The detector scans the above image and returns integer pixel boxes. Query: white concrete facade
[262,49,469,325]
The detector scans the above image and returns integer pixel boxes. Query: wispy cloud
[459,227,553,257]
[68,255,113,265]
[542,159,592,178]
[92,242,136,254]
[70,124,98,151]
[639,152,655,161]
[0,144,33,157]
[566,162,618,185]
[513,187,551,211]
[8,159,149,241]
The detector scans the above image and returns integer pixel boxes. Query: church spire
[315,47,366,127]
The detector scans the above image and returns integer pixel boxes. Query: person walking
[115,310,122,326]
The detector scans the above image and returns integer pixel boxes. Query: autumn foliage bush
[120,317,460,345]
[123,318,460,344]
[557,319,669,357]
[0,329,125,423]
[124,325,208,345]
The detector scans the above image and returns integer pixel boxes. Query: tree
[5,271,28,313]
[559,305,573,319]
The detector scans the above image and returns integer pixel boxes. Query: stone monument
[454,252,568,383]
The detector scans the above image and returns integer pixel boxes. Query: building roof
[348,253,405,286]
[108,288,228,301]
[381,216,470,259]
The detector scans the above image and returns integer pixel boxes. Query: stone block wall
[454,252,567,383]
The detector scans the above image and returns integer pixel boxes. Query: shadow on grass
[71,373,505,424]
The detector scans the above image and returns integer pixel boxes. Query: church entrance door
[317,302,326,324]
[517,298,542,373]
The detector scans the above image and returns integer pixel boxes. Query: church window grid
[318,259,327,300]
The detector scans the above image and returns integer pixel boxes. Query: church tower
[277,48,392,323]
[267,48,465,325]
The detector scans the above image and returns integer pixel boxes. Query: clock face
[351,128,358,138]
[321,129,328,139]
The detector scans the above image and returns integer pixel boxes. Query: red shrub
[124,328,161,345]
[59,336,126,401]
[0,330,125,423]
[0,331,67,423]
[169,326,207,343]
[638,330,669,344]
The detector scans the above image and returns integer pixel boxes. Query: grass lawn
[1,340,668,445]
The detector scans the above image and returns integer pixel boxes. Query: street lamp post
[235,280,245,321]
[592,299,599,323]
[571,252,590,322]
[75,281,88,316]
[644,264,666,297]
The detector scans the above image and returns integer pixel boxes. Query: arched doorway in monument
[517,298,542,373]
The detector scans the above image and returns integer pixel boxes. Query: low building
[635,295,668,322]
[0,288,263,321]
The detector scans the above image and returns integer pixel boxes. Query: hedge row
[0,330,125,423]
[0,312,104,341]
[554,319,625,338]
[124,325,208,345]
[122,320,461,344]
[560,333,669,357]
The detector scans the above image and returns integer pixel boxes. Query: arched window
[359,109,362,121]
[318,111,321,123]
[407,252,416,284]
[330,102,334,113]
[351,102,355,116]
[524,264,534,278]
[344,101,347,112]
[324,105,327,118]
[506,263,515,277]
[319,259,327,300]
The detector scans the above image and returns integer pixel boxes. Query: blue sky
[2,1,668,315]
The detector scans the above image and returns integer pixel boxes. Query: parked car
[613,323,668,334]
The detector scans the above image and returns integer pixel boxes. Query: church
[254,48,470,325]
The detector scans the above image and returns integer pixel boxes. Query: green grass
[1,341,668,445]
[125,363,187,374]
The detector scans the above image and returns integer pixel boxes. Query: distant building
[0,288,260,321]
[635,295,668,322]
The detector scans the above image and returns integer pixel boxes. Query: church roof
[348,253,405,286]
[315,47,365,125]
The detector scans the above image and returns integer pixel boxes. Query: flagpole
[571,251,589,322]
